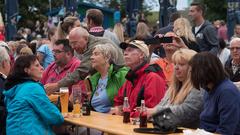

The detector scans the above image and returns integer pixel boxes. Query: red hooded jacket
[114,63,166,117]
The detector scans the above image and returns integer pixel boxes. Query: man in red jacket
[114,40,166,117]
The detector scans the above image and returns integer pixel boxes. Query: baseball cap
[120,40,149,57]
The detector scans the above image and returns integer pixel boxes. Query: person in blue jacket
[189,52,240,135]
[3,55,64,135]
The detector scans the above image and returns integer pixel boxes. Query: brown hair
[20,47,33,56]
[56,16,79,39]
[191,2,205,15]
[55,39,74,55]
[135,22,151,40]
[86,9,104,26]
[48,27,57,40]
[189,52,227,90]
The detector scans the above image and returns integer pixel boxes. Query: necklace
[95,76,108,97]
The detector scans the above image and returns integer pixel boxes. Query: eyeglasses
[52,50,65,54]
[229,47,240,51]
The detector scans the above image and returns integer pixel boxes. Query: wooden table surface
[64,111,185,135]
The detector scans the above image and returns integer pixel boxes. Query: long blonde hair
[113,23,125,42]
[168,48,197,104]
[135,22,151,40]
[173,18,196,42]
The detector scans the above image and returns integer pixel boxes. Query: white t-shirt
[194,22,204,34]
[218,48,230,66]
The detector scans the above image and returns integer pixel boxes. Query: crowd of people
[0,2,240,135]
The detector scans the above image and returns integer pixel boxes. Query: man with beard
[41,39,81,94]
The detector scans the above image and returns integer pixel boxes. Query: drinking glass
[60,87,69,115]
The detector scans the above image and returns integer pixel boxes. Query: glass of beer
[60,87,69,115]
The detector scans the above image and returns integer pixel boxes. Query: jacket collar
[90,64,115,91]
[89,26,104,33]
[125,61,148,85]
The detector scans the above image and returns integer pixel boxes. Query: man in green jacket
[44,27,125,94]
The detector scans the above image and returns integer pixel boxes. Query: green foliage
[109,0,119,9]
[196,0,227,21]
[146,11,158,26]
[17,0,63,29]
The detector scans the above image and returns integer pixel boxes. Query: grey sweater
[155,88,204,128]
[193,21,219,55]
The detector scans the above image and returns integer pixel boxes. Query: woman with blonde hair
[173,18,200,52]
[134,22,152,40]
[56,16,81,39]
[113,23,125,43]
[20,46,33,56]
[148,48,203,129]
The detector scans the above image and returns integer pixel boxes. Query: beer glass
[60,87,69,114]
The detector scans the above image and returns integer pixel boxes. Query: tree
[196,0,227,21]
[109,0,119,9]
[0,0,63,30]
[17,0,63,29]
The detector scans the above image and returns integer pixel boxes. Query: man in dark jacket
[189,2,219,55]
[225,38,240,83]
[0,46,11,135]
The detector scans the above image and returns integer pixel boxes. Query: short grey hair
[0,46,10,66]
[230,37,240,46]
[93,43,118,64]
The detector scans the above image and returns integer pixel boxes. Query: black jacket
[225,58,240,82]
[0,74,6,106]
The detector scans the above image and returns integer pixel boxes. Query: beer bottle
[82,97,91,116]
